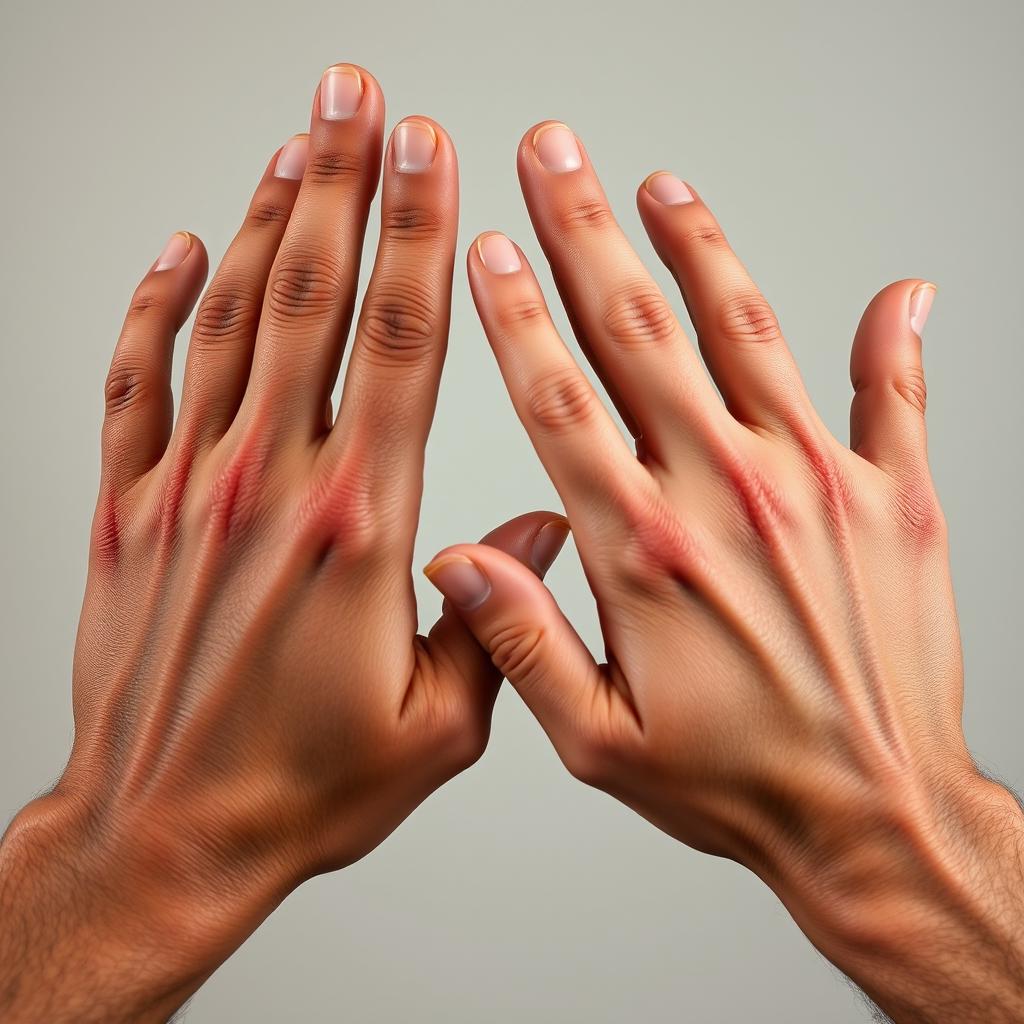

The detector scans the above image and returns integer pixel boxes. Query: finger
[850,280,935,479]
[423,537,604,749]
[243,64,385,440]
[637,174,813,435]
[421,511,570,711]
[517,122,720,455]
[326,117,457,513]
[174,135,307,450]
[467,232,655,534]
[101,232,208,495]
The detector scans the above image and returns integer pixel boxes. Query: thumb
[423,536,601,746]
[421,511,571,709]
[850,278,935,481]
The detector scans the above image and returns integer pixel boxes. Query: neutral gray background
[2,1,1021,1020]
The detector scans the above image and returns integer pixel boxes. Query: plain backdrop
[2,1,1021,1020]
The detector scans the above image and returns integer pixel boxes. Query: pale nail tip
[646,173,695,205]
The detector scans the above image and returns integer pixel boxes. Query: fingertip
[471,231,524,276]
[271,133,310,180]
[851,278,932,379]
[313,62,385,127]
[638,171,697,209]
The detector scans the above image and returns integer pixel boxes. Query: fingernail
[645,172,694,206]
[154,232,191,271]
[477,233,522,275]
[393,119,437,173]
[531,519,570,575]
[424,556,491,610]
[321,65,363,120]
[274,134,309,179]
[534,123,582,174]
[909,283,936,337]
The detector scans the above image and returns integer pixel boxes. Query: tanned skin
[1,76,1022,1023]
[0,66,568,1022]
[426,125,1024,1022]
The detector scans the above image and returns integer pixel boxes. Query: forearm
[778,776,1024,1024]
[0,792,283,1024]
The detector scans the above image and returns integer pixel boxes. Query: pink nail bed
[154,232,191,271]
[321,65,363,120]
[534,124,582,174]
[393,120,437,173]
[274,135,308,180]
[909,284,936,337]
[646,173,694,206]
[478,234,522,275]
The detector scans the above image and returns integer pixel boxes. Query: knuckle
[125,291,168,324]
[202,436,273,539]
[304,150,364,185]
[717,450,797,544]
[600,282,678,350]
[192,287,257,347]
[246,199,293,228]
[303,456,382,563]
[267,250,346,320]
[494,298,549,335]
[555,198,616,234]
[618,489,701,586]
[381,204,446,241]
[716,292,782,346]
[890,369,928,415]
[889,480,946,545]
[488,622,546,683]
[525,367,597,433]
[678,223,730,253]
[795,435,855,530]
[104,363,151,414]
[359,278,439,364]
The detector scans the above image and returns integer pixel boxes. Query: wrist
[0,787,293,1023]
[775,771,1024,1023]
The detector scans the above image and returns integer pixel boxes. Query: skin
[0,67,568,1023]
[427,123,1024,1023]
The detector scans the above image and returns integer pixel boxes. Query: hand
[427,122,1024,1023]
[0,69,567,1024]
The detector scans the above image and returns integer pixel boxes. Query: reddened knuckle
[716,292,782,346]
[786,429,854,529]
[525,368,596,433]
[203,438,272,538]
[556,198,616,233]
[488,622,546,683]
[359,278,439,363]
[890,480,946,544]
[304,150,363,184]
[600,282,677,350]
[267,251,345,319]
[192,287,256,346]
[710,444,796,545]
[304,458,382,563]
